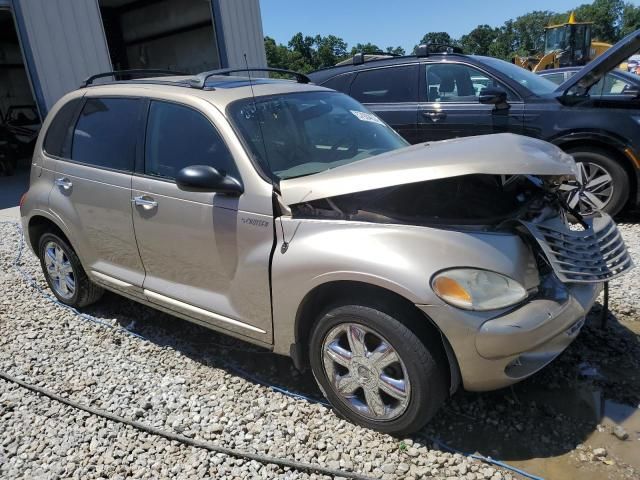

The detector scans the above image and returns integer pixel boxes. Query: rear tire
[38,232,103,308]
[309,303,448,435]
[565,147,629,217]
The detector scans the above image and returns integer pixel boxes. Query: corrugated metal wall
[216,0,266,69]
[13,0,111,114]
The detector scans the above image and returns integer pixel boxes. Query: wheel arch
[551,133,639,207]
[27,214,74,257]
[291,280,460,394]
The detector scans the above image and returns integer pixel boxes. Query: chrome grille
[521,213,633,283]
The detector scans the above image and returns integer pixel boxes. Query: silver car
[20,68,633,435]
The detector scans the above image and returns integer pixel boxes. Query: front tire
[563,148,629,217]
[309,304,448,435]
[38,233,103,308]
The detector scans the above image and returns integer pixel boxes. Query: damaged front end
[288,172,633,284]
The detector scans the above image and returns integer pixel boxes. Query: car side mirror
[176,165,243,196]
[479,87,510,109]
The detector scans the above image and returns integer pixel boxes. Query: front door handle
[54,177,73,190]
[422,111,447,122]
[132,195,158,210]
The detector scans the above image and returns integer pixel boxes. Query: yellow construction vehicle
[514,12,612,72]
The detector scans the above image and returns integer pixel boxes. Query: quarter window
[71,98,140,171]
[425,64,514,102]
[350,65,418,103]
[144,101,238,180]
[44,97,81,157]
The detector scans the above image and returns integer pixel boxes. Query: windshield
[545,26,569,54]
[478,56,558,95]
[228,91,408,180]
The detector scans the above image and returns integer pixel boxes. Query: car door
[48,96,147,293]
[417,62,525,142]
[131,99,273,342]
[348,64,421,143]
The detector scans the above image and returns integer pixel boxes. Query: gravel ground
[1,218,639,480]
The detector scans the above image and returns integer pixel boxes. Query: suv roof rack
[81,69,187,88]
[188,67,311,89]
[351,51,402,65]
[415,43,463,57]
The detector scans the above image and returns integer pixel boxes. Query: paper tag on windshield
[350,110,385,125]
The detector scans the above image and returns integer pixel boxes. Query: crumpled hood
[280,133,577,206]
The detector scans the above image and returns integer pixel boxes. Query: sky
[260,0,640,53]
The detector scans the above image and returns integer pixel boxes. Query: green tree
[571,0,624,43]
[349,42,382,55]
[315,35,348,68]
[385,46,406,55]
[621,2,640,36]
[288,32,316,67]
[459,25,499,55]
[418,32,455,46]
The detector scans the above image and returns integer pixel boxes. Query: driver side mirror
[176,165,243,196]
[479,87,510,110]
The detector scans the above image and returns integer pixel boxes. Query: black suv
[309,32,640,216]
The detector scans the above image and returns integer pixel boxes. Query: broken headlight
[431,268,527,311]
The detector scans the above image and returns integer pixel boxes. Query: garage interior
[0,9,37,123]
[99,0,222,75]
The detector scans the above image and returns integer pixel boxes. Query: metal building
[0,0,267,119]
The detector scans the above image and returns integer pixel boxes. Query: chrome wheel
[321,323,411,420]
[560,161,614,215]
[43,241,75,299]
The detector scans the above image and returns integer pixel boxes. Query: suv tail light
[19,192,27,208]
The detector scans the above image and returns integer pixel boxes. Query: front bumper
[418,274,602,391]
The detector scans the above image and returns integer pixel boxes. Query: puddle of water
[505,390,640,480]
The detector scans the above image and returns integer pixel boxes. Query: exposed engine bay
[290,173,569,228]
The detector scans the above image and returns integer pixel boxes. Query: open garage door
[99,0,223,74]
[0,9,39,176]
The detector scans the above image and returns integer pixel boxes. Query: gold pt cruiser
[20,68,632,435]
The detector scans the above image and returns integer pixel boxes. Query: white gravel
[1,217,639,479]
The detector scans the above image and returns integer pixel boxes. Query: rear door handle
[54,177,73,190]
[422,111,447,122]
[132,195,158,210]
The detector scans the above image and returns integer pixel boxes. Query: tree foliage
[265,0,640,72]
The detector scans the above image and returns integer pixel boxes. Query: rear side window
[43,97,81,157]
[144,100,238,180]
[71,97,140,171]
[350,65,418,103]
[321,73,355,93]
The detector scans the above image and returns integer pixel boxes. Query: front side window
[478,56,558,96]
[144,100,238,180]
[540,72,567,85]
[425,63,515,102]
[591,73,634,96]
[229,91,408,180]
[71,97,140,171]
[350,65,418,103]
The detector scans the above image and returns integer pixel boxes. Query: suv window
[425,63,514,102]
[44,98,82,157]
[350,65,418,103]
[321,73,355,94]
[540,72,566,85]
[592,74,634,96]
[144,100,238,180]
[71,98,140,171]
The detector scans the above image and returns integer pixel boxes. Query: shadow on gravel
[415,306,640,465]
[83,288,640,471]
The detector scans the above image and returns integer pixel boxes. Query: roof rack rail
[188,67,311,89]
[351,51,401,65]
[415,43,463,57]
[81,69,187,88]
